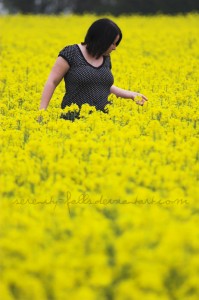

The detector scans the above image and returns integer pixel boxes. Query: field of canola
[0,14,199,300]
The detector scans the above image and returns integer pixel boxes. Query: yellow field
[0,14,199,299]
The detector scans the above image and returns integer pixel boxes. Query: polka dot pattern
[58,44,114,111]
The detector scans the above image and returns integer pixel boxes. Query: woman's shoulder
[58,44,78,66]
[104,54,112,69]
[59,44,78,54]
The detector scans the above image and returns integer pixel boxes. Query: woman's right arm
[39,57,70,110]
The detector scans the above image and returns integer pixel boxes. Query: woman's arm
[110,85,148,106]
[40,57,70,110]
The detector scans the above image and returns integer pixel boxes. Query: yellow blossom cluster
[0,14,199,300]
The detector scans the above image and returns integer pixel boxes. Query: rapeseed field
[0,14,199,300]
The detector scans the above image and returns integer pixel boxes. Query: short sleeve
[58,45,74,67]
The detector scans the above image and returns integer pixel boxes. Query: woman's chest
[66,64,114,86]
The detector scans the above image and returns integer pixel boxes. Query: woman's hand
[131,92,148,106]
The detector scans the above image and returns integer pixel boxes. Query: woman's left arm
[110,85,148,106]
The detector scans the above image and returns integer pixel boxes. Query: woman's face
[104,35,120,56]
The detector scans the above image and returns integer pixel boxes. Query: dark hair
[82,18,122,58]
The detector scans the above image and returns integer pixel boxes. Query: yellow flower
[1,14,199,300]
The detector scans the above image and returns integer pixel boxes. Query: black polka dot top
[58,44,114,111]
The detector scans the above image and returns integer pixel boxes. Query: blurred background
[0,0,199,15]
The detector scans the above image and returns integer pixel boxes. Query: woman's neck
[78,44,103,67]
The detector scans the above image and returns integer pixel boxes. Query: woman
[40,18,147,119]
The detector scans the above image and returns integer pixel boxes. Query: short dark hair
[82,18,122,58]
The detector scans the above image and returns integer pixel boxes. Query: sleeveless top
[58,44,114,111]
